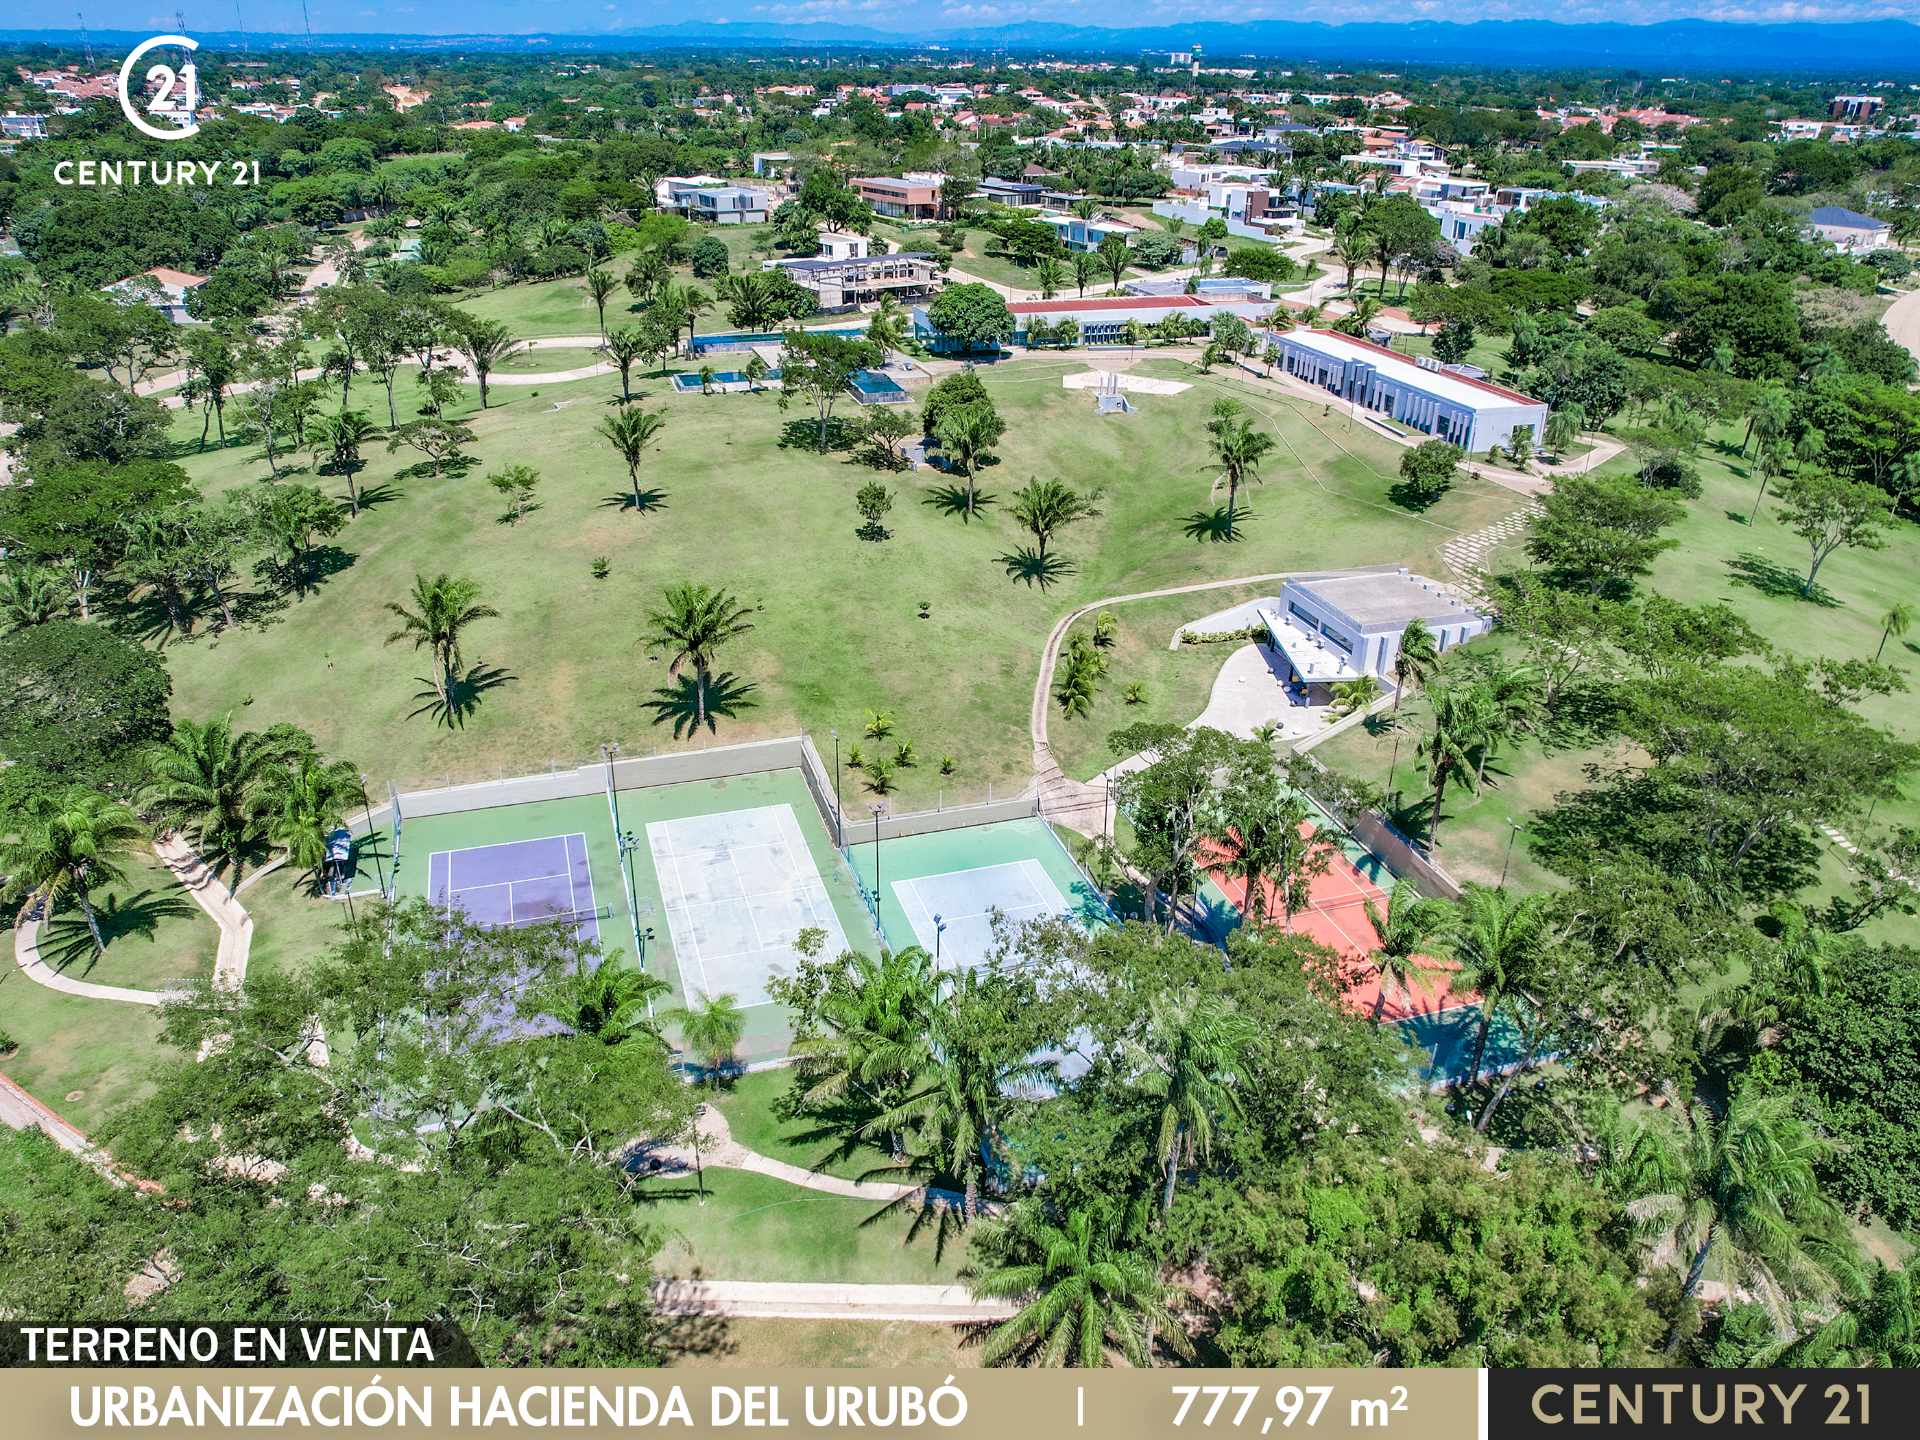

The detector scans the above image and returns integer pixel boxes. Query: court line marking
[894,859,1067,959]
[426,831,600,928]
[647,805,850,1011]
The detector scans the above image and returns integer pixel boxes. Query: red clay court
[1199,821,1475,1023]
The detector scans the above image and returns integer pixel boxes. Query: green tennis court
[391,768,876,1065]
[841,816,1113,969]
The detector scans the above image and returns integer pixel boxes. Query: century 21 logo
[118,34,200,140]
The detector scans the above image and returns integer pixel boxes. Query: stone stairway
[1440,503,1542,603]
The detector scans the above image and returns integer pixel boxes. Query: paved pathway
[13,915,176,1005]
[651,1278,1012,1322]
[1881,286,1920,367]
[1440,503,1543,604]
[633,1105,919,1203]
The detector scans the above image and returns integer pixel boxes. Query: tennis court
[428,832,604,946]
[648,803,850,1008]
[843,816,1112,971]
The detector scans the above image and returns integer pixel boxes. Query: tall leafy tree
[1204,400,1276,538]
[141,716,301,892]
[1126,992,1255,1214]
[595,407,668,512]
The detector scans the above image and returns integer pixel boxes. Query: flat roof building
[1259,568,1489,686]
[1273,328,1549,456]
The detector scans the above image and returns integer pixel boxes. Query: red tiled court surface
[1200,822,1477,1023]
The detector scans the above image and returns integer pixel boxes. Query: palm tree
[604,326,646,404]
[0,790,146,955]
[967,1205,1193,1368]
[669,991,747,1078]
[1542,402,1585,459]
[454,320,516,409]
[1127,992,1253,1215]
[384,573,500,706]
[644,582,756,733]
[596,407,668,511]
[1440,883,1551,1082]
[305,408,379,514]
[1205,399,1276,537]
[861,970,1051,1215]
[933,402,1003,518]
[1743,383,1793,458]
[626,249,671,304]
[1775,1262,1920,1367]
[585,266,618,345]
[140,716,293,892]
[259,752,364,888]
[1070,251,1097,297]
[0,564,66,630]
[866,295,908,354]
[1096,233,1131,292]
[1360,878,1451,1020]
[1607,1092,1851,1349]
[789,946,945,1118]
[1416,679,1476,846]
[1876,601,1915,662]
[557,961,671,1045]
[656,281,710,355]
[1009,478,1099,560]
[1032,256,1066,300]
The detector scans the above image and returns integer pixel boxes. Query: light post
[1500,819,1522,889]
[934,912,945,965]
[831,727,843,847]
[872,804,886,925]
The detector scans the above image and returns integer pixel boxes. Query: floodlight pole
[831,727,843,848]
[873,805,886,913]
[1500,820,1522,890]
[934,913,944,965]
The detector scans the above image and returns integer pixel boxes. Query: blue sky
[11,0,1919,34]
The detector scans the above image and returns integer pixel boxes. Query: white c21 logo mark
[118,34,200,141]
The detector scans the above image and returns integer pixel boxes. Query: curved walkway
[11,838,260,1005]
[635,1105,919,1203]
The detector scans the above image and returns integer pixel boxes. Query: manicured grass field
[27,850,214,993]
[1315,424,1920,899]
[640,1166,962,1284]
[157,355,1519,815]
[495,344,608,374]
[709,1067,903,1184]
[0,950,172,1132]
[1047,584,1279,782]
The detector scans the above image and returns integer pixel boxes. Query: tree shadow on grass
[1727,551,1839,607]
[999,547,1076,589]
[392,454,480,482]
[599,487,669,514]
[922,484,995,520]
[38,889,201,979]
[640,671,760,739]
[407,663,516,729]
[1181,506,1241,543]
[349,482,403,515]
[776,417,860,453]
[1387,481,1447,512]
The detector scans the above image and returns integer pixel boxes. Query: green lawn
[1046,586,1278,783]
[641,1167,962,1284]
[0,953,172,1133]
[496,344,608,374]
[237,865,357,980]
[157,356,1518,813]
[708,1068,903,1184]
[1317,422,1920,897]
[28,851,213,992]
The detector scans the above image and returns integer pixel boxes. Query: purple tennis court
[426,833,605,946]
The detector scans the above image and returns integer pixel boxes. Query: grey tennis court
[894,859,1073,971]
[427,832,603,945]
[647,803,849,1008]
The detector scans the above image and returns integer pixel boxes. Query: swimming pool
[671,369,778,392]
[848,369,908,403]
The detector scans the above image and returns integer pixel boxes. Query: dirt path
[651,1278,1011,1322]
[1881,286,1920,366]
[635,1105,919,1203]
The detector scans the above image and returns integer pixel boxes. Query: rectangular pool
[848,369,908,403]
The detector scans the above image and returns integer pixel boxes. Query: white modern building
[1272,328,1550,455]
[1257,568,1489,687]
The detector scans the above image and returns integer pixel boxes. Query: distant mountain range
[4,19,1920,75]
